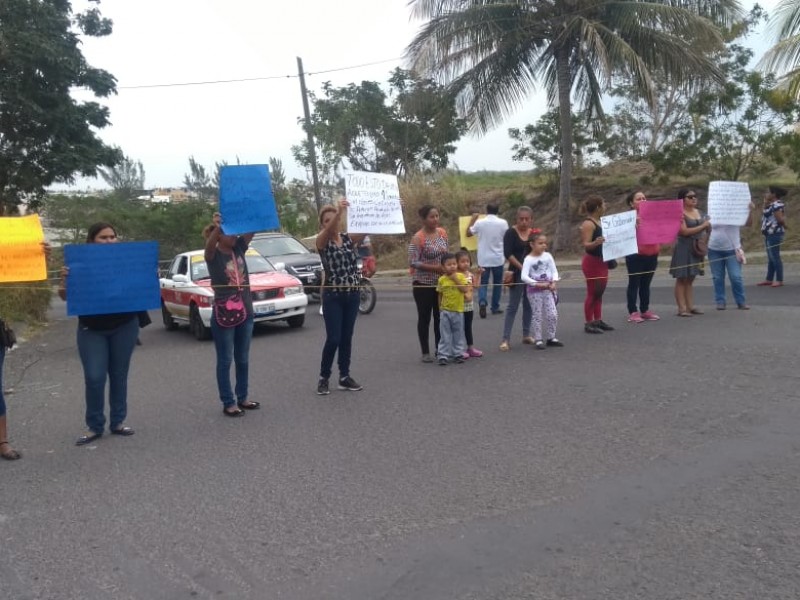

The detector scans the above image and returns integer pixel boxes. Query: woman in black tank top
[580,196,614,334]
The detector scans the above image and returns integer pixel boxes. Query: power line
[117,56,404,90]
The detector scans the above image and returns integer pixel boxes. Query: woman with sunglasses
[669,189,711,317]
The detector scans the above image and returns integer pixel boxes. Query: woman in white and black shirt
[315,200,366,396]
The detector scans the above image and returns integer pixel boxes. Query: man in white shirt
[467,203,509,318]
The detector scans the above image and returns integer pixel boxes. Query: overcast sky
[67,0,781,190]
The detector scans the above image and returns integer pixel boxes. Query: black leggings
[412,282,440,355]
[464,310,474,346]
[625,254,658,314]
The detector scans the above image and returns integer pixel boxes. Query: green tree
[183,156,212,201]
[0,0,122,212]
[509,110,604,177]
[650,11,800,181]
[406,0,740,250]
[601,82,691,160]
[44,194,214,258]
[294,68,466,177]
[760,0,800,98]
[98,155,146,200]
[267,157,316,236]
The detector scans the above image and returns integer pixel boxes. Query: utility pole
[297,56,322,212]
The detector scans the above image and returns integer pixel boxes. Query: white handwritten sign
[708,181,751,226]
[600,210,638,261]
[345,171,405,234]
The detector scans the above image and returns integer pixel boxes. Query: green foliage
[509,110,604,177]
[98,155,146,200]
[759,0,800,99]
[269,157,318,238]
[0,283,52,324]
[183,156,213,201]
[0,0,122,212]
[648,11,800,181]
[44,195,215,259]
[294,68,467,177]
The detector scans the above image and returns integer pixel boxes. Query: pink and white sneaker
[627,312,645,323]
[640,310,660,321]
[467,347,483,358]
[461,352,470,360]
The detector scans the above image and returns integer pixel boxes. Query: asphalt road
[1,263,799,600]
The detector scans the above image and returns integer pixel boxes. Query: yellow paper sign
[0,214,47,282]
[458,215,485,251]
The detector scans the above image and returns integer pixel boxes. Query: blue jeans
[764,233,784,282]
[502,281,531,341]
[320,290,360,380]
[211,315,254,408]
[478,265,504,313]
[0,345,6,417]
[77,317,139,433]
[708,249,746,307]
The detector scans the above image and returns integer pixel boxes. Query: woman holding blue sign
[59,223,140,446]
[203,213,260,417]
[316,199,365,395]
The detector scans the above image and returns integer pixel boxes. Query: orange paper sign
[0,214,47,282]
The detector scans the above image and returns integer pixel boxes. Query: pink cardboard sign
[637,200,683,245]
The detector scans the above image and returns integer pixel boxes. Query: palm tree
[760,0,800,99]
[407,0,742,250]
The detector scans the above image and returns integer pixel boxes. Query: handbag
[214,294,246,327]
[0,319,17,349]
[213,250,247,327]
[606,259,618,269]
[691,235,708,259]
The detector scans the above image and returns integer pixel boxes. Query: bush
[0,282,52,324]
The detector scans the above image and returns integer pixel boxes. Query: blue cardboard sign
[218,164,280,234]
[64,241,161,316]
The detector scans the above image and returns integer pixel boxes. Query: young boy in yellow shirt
[436,253,472,365]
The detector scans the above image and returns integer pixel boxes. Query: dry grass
[0,283,53,324]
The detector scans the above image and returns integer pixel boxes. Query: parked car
[249,232,323,295]
[160,249,307,340]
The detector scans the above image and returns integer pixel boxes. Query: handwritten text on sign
[219,164,280,235]
[345,172,405,234]
[64,242,161,316]
[0,214,47,282]
[601,210,638,261]
[637,200,683,245]
[707,181,751,226]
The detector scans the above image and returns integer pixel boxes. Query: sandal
[111,426,135,436]
[237,400,261,410]
[0,441,21,460]
[223,407,245,417]
[499,341,509,352]
[522,337,535,345]
[677,312,693,317]
[75,432,103,446]
[689,308,704,315]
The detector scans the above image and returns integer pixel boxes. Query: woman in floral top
[315,199,366,395]
[758,185,788,287]
[408,205,449,362]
